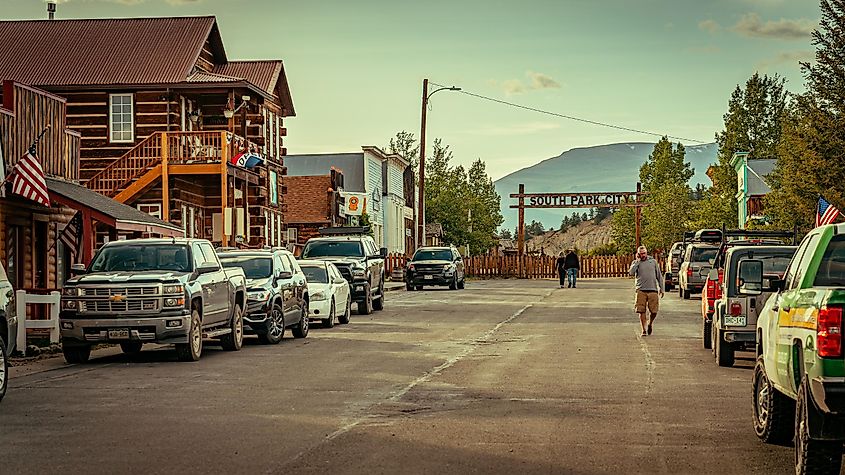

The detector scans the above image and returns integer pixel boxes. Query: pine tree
[640,137,695,251]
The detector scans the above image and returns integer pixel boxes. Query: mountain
[494,142,718,233]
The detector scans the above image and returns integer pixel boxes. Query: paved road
[0,279,803,474]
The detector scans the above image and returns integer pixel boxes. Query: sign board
[340,192,367,216]
[509,192,643,209]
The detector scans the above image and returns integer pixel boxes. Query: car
[405,246,466,290]
[0,264,16,403]
[298,260,351,328]
[218,248,310,344]
[678,241,719,299]
[300,227,386,315]
[664,241,685,291]
[710,245,795,366]
[60,238,247,362]
[749,224,845,474]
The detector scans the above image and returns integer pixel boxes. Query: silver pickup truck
[678,243,719,299]
[59,238,246,362]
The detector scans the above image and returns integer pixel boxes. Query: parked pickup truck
[678,242,719,299]
[664,241,685,292]
[748,224,845,474]
[60,238,247,363]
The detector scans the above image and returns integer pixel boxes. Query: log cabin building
[0,16,295,249]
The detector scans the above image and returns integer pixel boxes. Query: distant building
[283,169,346,246]
[425,223,445,247]
[730,152,777,229]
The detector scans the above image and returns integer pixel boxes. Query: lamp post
[417,78,461,249]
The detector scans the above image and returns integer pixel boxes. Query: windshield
[220,256,272,279]
[89,244,191,272]
[690,247,718,263]
[728,251,794,293]
[302,241,364,258]
[814,236,845,286]
[413,249,453,261]
[301,265,328,283]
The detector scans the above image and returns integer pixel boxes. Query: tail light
[687,269,693,278]
[408,264,415,271]
[818,306,843,358]
[730,302,742,316]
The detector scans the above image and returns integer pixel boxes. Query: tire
[795,380,844,475]
[458,278,465,290]
[703,319,712,349]
[683,288,691,300]
[753,356,794,444]
[62,344,91,364]
[0,337,8,403]
[415,285,423,291]
[324,299,335,328]
[175,309,202,362]
[258,304,285,345]
[406,283,414,291]
[292,305,309,338]
[119,341,143,355]
[715,329,735,367]
[220,304,244,351]
[373,280,385,311]
[678,285,683,298]
[358,286,373,315]
[449,276,458,290]
[338,299,351,324]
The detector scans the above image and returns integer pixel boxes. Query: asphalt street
[0,279,804,474]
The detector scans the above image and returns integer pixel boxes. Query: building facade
[730,152,777,229]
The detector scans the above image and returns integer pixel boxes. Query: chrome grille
[414,264,446,275]
[77,285,162,314]
[82,286,158,297]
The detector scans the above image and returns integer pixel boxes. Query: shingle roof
[0,17,221,86]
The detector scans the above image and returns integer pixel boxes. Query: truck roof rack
[318,226,371,236]
[684,229,723,243]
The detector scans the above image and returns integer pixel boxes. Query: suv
[218,248,309,344]
[300,228,386,315]
[678,242,719,299]
[405,246,465,290]
[664,241,685,291]
[710,245,795,367]
[749,224,845,474]
[60,238,247,362]
[1,265,17,403]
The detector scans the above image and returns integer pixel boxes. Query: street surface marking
[636,330,656,394]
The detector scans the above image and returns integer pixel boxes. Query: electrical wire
[430,81,710,144]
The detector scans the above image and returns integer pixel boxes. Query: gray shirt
[629,257,664,292]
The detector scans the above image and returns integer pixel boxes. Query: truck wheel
[753,356,794,444]
[795,380,843,475]
[292,306,309,338]
[449,275,458,290]
[0,337,7,403]
[703,319,712,349]
[221,304,244,351]
[324,299,335,328]
[119,341,143,355]
[415,286,423,291]
[62,344,91,364]
[458,278,465,290]
[406,282,414,291]
[373,281,385,311]
[358,286,373,315]
[683,288,691,300]
[258,304,284,345]
[678,286,683,298]
[715,329,735,367]
[175,309,202,362]
[338,299,351,325]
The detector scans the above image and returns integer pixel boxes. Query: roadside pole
[635,181,642,248]
[517,183,525,278]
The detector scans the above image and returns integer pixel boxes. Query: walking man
[564,249,580,288]
[629,245,664,336]
[556,251,567,288]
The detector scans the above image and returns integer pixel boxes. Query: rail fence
[384,253,665,279]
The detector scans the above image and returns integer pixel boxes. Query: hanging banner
[340,192,367,216]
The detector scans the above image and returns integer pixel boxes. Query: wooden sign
[508,192,644,209]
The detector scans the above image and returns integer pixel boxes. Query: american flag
[59,212,82,258]
[817,196,841,227]
[11,145,50,207]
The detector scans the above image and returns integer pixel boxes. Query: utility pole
[417,79,428,250]
[635,181,642,248]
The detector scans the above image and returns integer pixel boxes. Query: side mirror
[70,263,87,274]
[671,250,681,257]
[380,247,388,259]
[708,258,716,266]
[196,262,220,275]
[769,278,786,292]
[277,271,293,281]
[738,259,764,296]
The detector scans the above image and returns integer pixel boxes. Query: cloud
[698,19,721,33]
[732,12,816,40]
[756,50,815,70]
[494,71,562,96]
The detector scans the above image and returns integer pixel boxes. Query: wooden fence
[385,253,665,279]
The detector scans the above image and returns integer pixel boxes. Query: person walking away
[556,252,566,288]
[629,245,664,336]
[564,249,580,288]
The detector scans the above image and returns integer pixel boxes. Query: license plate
[108,328,130,339]
[724,316,747,327]
[424,275,433,280]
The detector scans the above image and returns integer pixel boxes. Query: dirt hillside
[524,220,613,256]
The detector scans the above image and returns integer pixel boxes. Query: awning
[46,177,184,237]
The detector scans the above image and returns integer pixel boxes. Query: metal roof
[213,61,282,96]
[285,153,366,192]
[0,17,220,86]
[746,159,777,196]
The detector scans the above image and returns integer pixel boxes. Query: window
[109,94,134,143]
[814,235,845,286]
[137,203,161,219]
[789,234,820,289]
[200,243,221,266]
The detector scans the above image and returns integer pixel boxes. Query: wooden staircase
[85,133,164,199]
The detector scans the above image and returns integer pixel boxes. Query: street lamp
[417,79,461,249]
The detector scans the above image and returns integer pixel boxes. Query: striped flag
[817,196,840,227]
[59,212,82,257]
[11,145,50,207]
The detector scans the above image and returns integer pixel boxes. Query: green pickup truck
[743,224,845,475]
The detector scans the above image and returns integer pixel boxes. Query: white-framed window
[137,203,161,219]
[109,93,134,143]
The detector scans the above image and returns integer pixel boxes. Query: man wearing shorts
[629,245,664,336]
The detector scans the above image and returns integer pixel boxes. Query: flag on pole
[817,196,840,227]
[11,144,50,207]
[58,212,82,257]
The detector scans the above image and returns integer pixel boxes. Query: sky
[3,0,823,180]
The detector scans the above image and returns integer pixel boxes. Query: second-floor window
[109,93,134,143]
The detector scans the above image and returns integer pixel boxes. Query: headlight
[444,264,456,274]
[311,291,326,301]
[62,300,78,310]
[163,284,184,295]
[352,268,366,277]
[62,287,80,296]
[248,290,270,302]
[164,297,185,308]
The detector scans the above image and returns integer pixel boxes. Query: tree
[500,229,513,240]
[639,137,695,252]
[593,207,612,224]
[466,159,504,254]
[525,220,546,239]
[611,206,636,254]
[387,131,420,169]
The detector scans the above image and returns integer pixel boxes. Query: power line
[430,81,710,144]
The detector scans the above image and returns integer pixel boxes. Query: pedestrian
[556,251,567,288]
[629,245,664,336]
[564,249,580,288]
